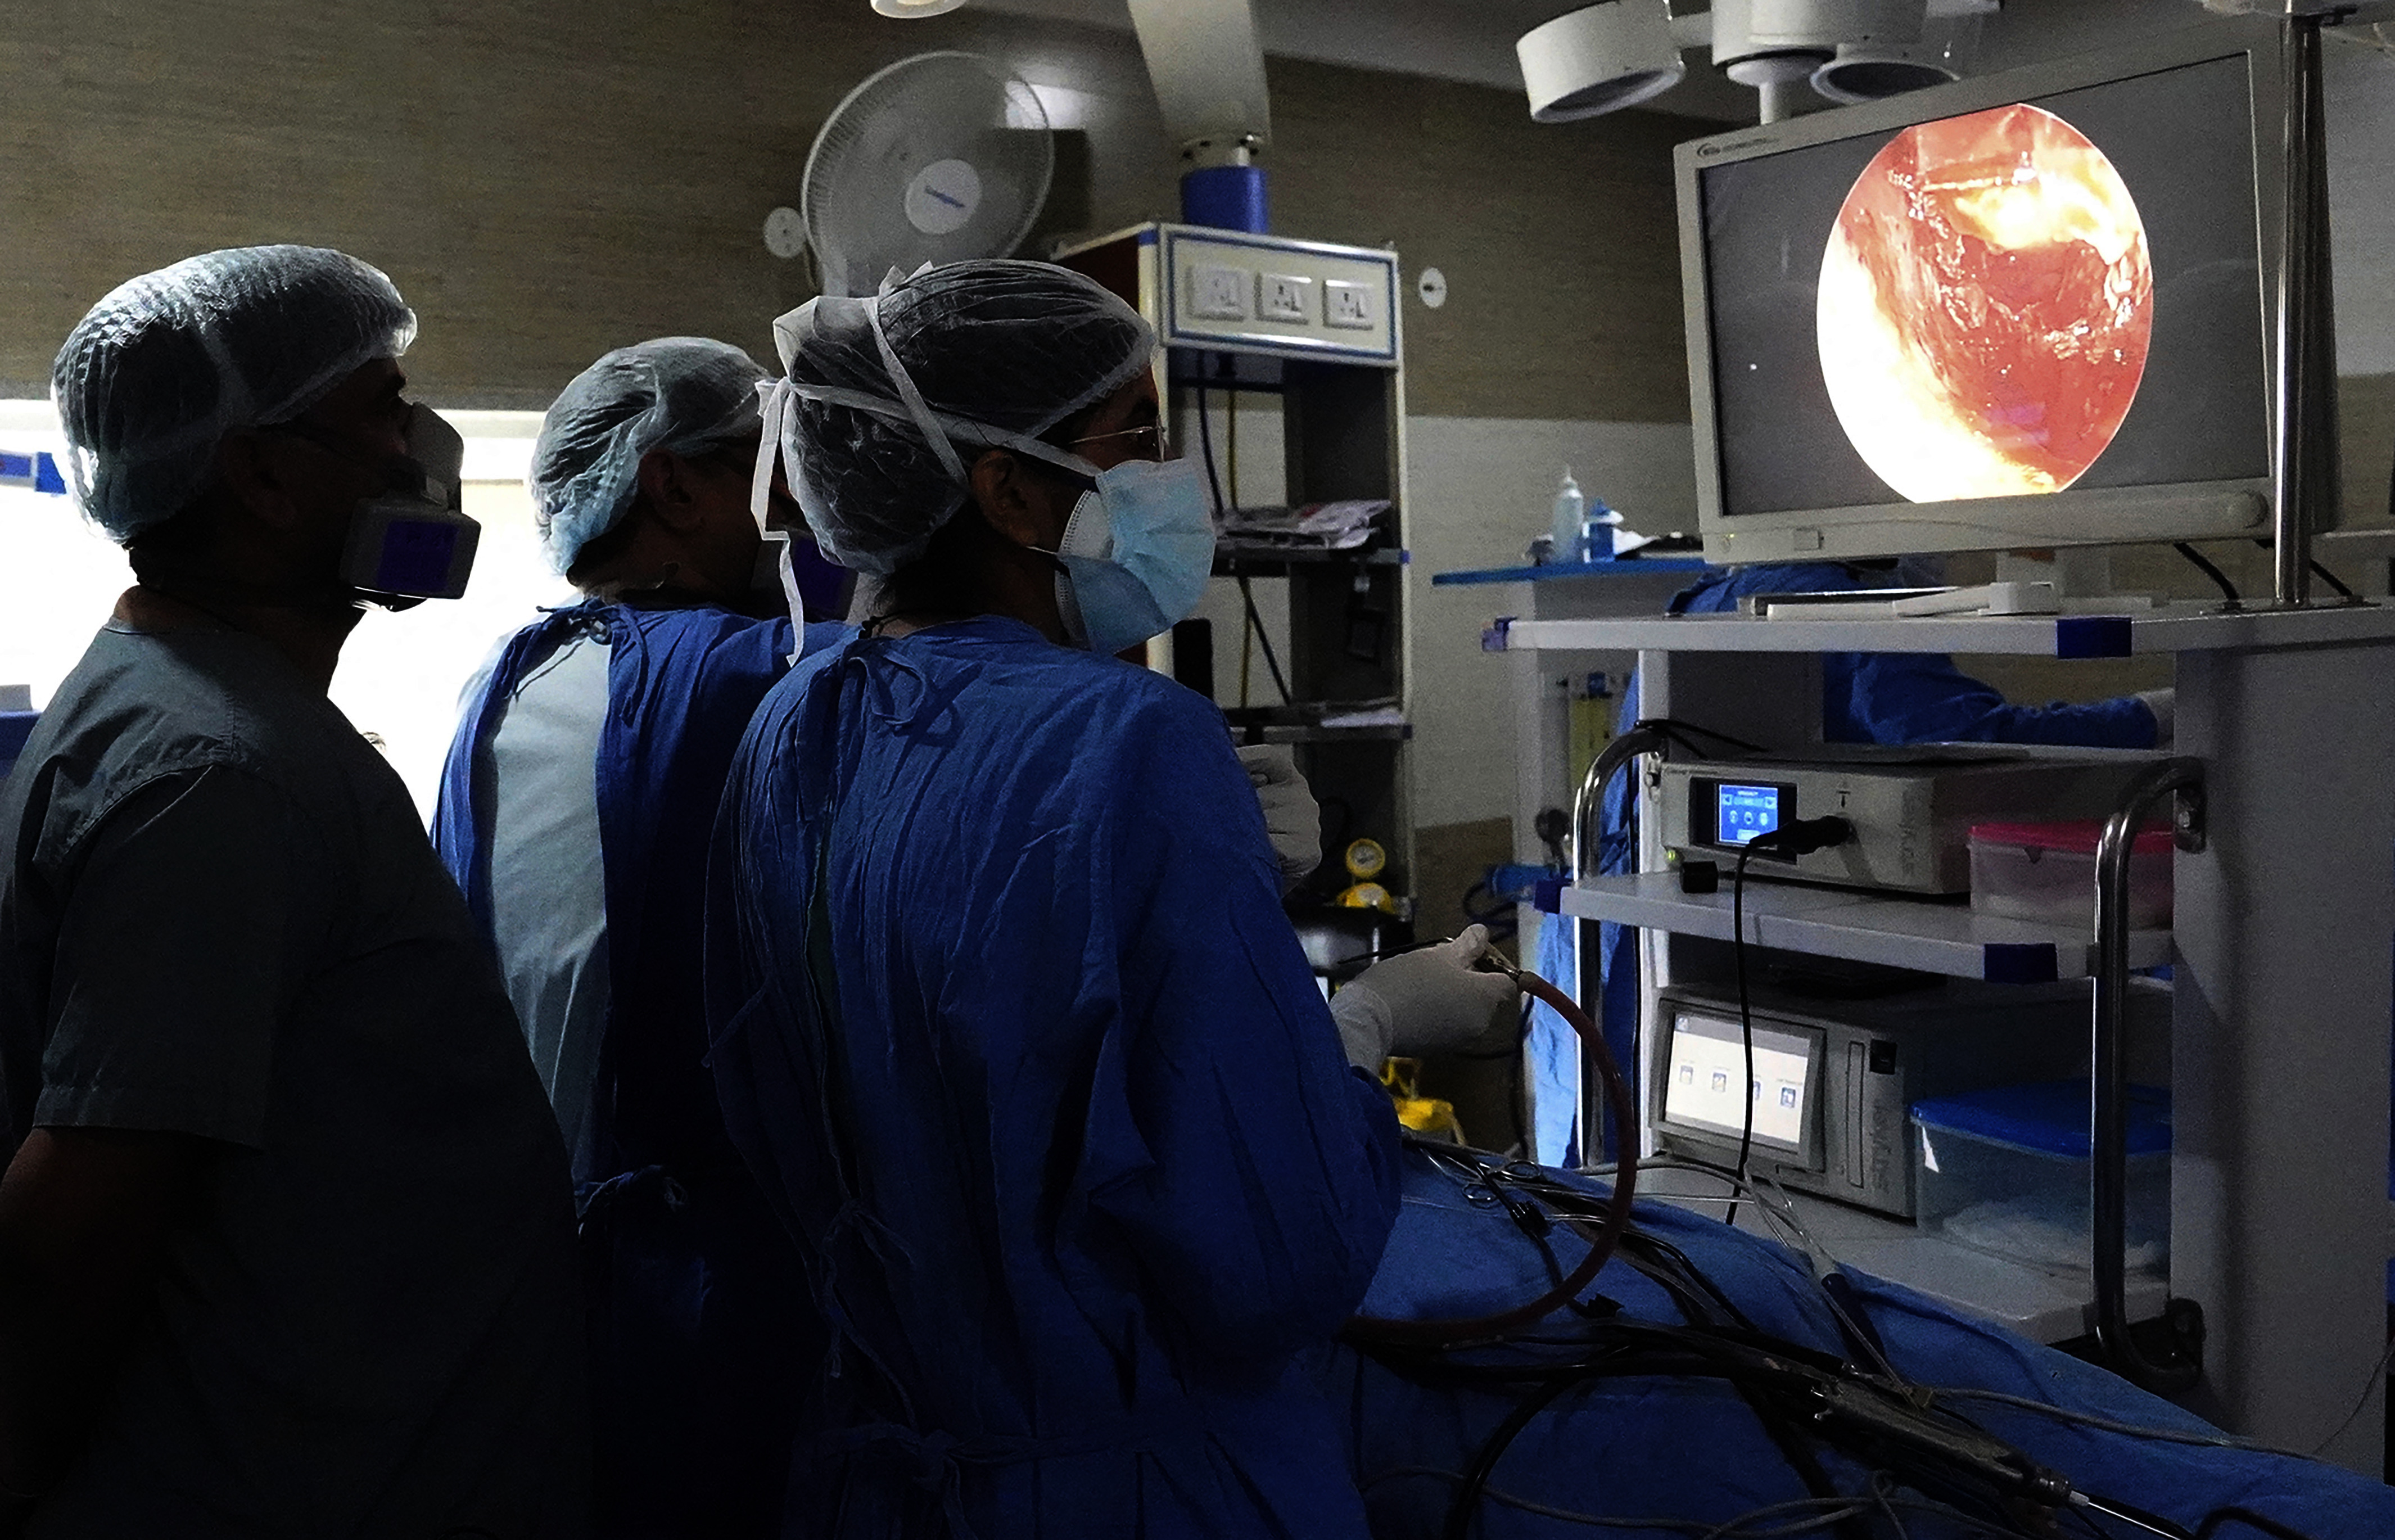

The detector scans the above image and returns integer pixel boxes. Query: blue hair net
[50,245,417,543]
[762,259,1154,576]
[529,337,769,575]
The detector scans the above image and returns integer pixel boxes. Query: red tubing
[1346,965,1639,1349]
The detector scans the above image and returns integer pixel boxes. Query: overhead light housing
[1517,1,1687,123]
[1810,43,1958,102]
[871,0,966,17]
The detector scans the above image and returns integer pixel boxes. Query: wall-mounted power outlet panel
[1136,226,1400,365]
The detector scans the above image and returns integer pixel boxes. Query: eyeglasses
[1069,422,1171,462]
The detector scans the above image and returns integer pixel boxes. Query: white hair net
[761,259,1155,576]
[51,245,417,543]
[529,337,768,574]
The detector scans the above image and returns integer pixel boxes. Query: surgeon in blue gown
[434,338,850,1538]
[704,260,1517,1538]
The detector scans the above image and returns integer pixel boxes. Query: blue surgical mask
[1039,455,1216,657]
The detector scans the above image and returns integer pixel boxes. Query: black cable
[1192,380,1228,517]
[1729,843,1759,1228]
[1719,817,1851,1228]
[1440,1372,1581,1540]
[2309,559,2358,600]
[1236,576,1293,704]
[1635,716,1772,757]
[2243,538,2362,602]
[2173,543,2242,607]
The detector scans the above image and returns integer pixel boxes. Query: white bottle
[1550,468,1586,562]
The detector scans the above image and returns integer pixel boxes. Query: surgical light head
[51,245,418,543]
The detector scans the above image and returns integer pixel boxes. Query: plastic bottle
[1550,468,1586,562]
[1581,496,1624,562]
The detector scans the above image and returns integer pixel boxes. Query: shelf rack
[1637,1166,2170,1345]
[1559,872,2170,984]
[1487,600,2395,1466]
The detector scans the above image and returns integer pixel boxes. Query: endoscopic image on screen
[1702,53,2270,519]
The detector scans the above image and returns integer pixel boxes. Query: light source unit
[1516,1,1687,123]
[871,0,966,17]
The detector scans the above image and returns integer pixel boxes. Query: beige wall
[0,0,1697,421]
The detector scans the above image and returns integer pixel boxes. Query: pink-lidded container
[1967,820,2172,930]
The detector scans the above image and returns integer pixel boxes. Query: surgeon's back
[708,616,1399,1539]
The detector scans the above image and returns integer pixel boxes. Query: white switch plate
[1324,279,1375,329]
[1190,263,1249,321]
[1257,272,1313,323]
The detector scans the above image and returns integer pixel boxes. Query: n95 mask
[338,405,480,602]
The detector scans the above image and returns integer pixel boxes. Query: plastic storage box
[1967,820,2171,929]
[1910,1079,2170,1274]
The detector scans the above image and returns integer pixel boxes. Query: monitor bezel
[1676,17,2289,566]
[1653,1004,1825,1167]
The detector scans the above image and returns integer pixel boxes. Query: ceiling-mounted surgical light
[1517,0,1999,126]
[1810,43,1958,103]
[870,0,966,17]
[1517,0,1687,123]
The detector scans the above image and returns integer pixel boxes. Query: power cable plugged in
[1724,815,1851,1225]
[1744,816,1855,859]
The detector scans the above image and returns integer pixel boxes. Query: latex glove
[1237,743,1321,892]
[1329,924,1520,1072]
[2135,688,2175,746]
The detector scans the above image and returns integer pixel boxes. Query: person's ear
[213,431,311,532]
[968,448,1065,548]
[635,448,709,534]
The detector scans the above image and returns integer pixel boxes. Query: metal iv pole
[2268,2,2351,607]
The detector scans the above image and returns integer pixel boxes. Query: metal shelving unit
[1486,602,2395,1467]
[1060,223,1416,902]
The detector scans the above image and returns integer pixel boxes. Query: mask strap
[752,378,791,536]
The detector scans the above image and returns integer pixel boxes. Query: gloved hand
[2135,688,2175,746]
[1237,743,1321,892]
[1328,924,1520,1072]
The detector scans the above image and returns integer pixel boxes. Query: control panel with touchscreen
[1689,777,1797,853]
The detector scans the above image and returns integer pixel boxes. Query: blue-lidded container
[1911,1079,2170,1275]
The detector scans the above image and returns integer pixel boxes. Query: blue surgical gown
[437,600,850,1539]
[704,616,1403,1539]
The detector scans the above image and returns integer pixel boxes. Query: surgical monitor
[1678,21,2293,565]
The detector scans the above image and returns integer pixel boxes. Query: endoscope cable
[1346,950,1639,1351]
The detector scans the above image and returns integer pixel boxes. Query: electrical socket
[1324,279,1375,329]
[1190,263,1249,321]
[1257,272,1313,323]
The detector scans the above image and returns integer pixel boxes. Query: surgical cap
[51,245,417,543]
[765,259,1154,576]
[529,337,768,573]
